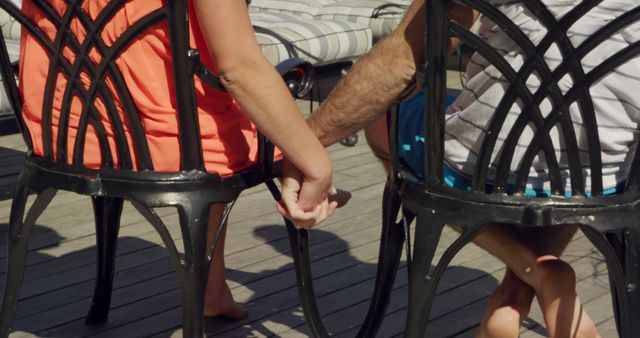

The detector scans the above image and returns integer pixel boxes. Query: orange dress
[20,0,261,176]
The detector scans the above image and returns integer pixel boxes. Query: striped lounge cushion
[316,0,409,40]
[0,10,19,40]
[0,0,21,61]
[248,0,334,18]
[251,12,372,66]
[0,4,19,116]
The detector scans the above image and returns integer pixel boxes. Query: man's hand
[276,159,350,229]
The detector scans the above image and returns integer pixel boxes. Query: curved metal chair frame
[362,0,640,337]
[0,1,323,337]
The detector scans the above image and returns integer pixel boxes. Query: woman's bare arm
[192,0,337,224]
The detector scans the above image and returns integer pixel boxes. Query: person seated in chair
[20,0,341,320]
[280,0,640,337]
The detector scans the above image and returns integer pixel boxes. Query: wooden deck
[0,94,618,337]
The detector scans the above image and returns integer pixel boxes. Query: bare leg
[472,224,599,338]
[473,224,581,338]
[203,204,248,319]
[475,269,534,338]
[364,115,392,174]
[365,116,599,337]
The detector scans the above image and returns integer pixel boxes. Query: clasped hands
[275,159,351,229]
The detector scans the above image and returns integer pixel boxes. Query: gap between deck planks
[0,126,617,337]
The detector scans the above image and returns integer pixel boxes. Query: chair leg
[618,226,640,337]
[357,179,405,338]
[86,197,124,325]
[265,180,330,338]
[605,231,625,337]
[284,219,330,338]
[404,211,446,338]
[581,225,640,338]
[1,184,56,337]
[132,201,210,337]
[176,202,211,338]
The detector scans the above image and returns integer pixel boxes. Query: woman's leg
[203,204,248,319]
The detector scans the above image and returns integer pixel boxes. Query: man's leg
[364,115,392,174]
[472,224,599,338]
[365,115,598,338]
[203,204,248,319]
[475,268,534,338]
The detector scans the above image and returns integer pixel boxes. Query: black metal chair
[364,0,640,337]
[0,1,320,337]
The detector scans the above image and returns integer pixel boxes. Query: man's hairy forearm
[306,0,476,147]
[307,39,418,146]
[307,0,425,147]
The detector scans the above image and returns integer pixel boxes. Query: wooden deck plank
[333,258,611,338]
[11,204,388,336]
[6,177,390,336]
[3,207,620,336]
[327,232,615,338]
[0,124,621,337]
[3,176,383,297]
[241,230,602,337]
[0,143,25,200]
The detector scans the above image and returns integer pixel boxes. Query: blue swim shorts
[397,91,621,197]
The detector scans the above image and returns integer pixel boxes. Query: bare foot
[535,256,600,338]
[476,269,534,338]
[203,282,248,320]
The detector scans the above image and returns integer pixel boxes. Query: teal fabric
[397,91,621,197]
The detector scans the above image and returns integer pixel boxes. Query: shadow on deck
[0,146,24,201]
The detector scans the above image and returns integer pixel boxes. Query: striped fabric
[249,0,409,40]
[252,12,372,66]
[318,0,409,39]
[0,4,19,116]
[248,0,334,18]
[445,0,640,193]
[0,7,19,40]
[0,2,19,60]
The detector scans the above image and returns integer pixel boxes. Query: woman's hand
[276,159,350,229]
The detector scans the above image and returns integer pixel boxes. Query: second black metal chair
[365,0,640,336]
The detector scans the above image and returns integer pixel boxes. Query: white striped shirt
[445,0,640,192]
